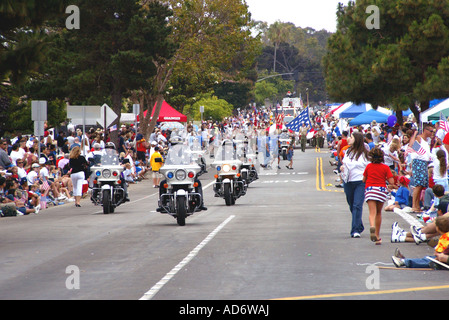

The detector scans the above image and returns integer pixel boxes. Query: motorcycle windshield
[214,140,237,161]
[236,142,255,158]
[280,133,289,140]
[189,138,202,152]
[101,149,121,166]
[165,144,194,165]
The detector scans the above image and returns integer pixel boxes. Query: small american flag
[439,112,449,132]
[41,180,51,191]
[411,141,426,155]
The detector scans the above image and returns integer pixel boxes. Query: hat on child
[398,176,410,187]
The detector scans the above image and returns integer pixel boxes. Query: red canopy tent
[137,100,187,122]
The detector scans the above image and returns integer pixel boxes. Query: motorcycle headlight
[102,169,111,178]
[222,164,231,173]
[175,169,187,181]
[167,171,174,179]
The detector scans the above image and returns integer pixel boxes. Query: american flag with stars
[286,107,312,132]
[410,141,426,156]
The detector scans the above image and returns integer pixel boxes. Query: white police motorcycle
[236,139,258,185]
[157,144,204,226]
[212,139,247,206]
[90,148,126,214]
[189,136,207,176]
[279,131,291,160]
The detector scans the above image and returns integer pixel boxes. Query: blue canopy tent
[395,109,412,117]
[349,109,389,126]
[339,103,371,118]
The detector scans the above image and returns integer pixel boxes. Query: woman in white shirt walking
[432,149,448,192]
[341,132,370,238]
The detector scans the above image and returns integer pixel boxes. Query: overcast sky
[245,0,344,32]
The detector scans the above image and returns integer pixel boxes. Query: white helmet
[105,142,116,149]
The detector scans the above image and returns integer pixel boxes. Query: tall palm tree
[267,21,290,73]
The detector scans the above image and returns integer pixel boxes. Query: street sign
[100,104,118,129]
[133,104,140,116]
[67,105,102,125]
[31,101,47,121]
[67,104,118,128]
[31,101,47,158]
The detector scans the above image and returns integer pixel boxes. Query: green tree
[28,0,175,143]
[256,21,331,105]
[183,93,233,122]
[324,0,449,122]
[139,0,259,138]
[0,0,68,85]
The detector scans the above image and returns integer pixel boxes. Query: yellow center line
[316,157,343,193]
[273,284,449,300]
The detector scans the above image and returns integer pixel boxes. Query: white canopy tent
[420,98,449,123]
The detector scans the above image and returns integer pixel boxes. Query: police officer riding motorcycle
[90,142,129,214]
[156,144,207,226]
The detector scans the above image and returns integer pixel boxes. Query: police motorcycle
[188,136,207,176]
[279,130,291,160]
[212,139,247,206]
[90,142,128,214]
[235,137,258,185]
[157,144,205,226]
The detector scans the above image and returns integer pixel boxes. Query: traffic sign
[67,104,118,128]
[31,101,47,121]
[67,105,101,125]
[100,104,118,128]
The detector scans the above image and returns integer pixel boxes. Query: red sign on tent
[137,101,187,122]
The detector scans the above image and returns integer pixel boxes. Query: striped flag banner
[275,113,285,129]
[439,112,449,132]
[41,180,51,191]
[411,141,426,155]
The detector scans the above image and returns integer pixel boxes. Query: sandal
[375,238,382,245]
[370,227,377,242]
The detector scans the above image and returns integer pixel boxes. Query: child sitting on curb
[392,215,449,269]
[385,176,410,212]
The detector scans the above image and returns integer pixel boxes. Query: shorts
[365,186,388,202]
[412,159,429,188]
[152,171,161,179]
[137,151,146,162]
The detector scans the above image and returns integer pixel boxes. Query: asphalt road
[1,146,448,301]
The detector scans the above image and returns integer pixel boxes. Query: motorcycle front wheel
[176,196,187,226]
[103,189,111,214]
[224,183,234,206]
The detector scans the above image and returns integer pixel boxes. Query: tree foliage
[183,93,233,122]
[255,21,331,105]
[139,0,260,138]
[324,0,449,120]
